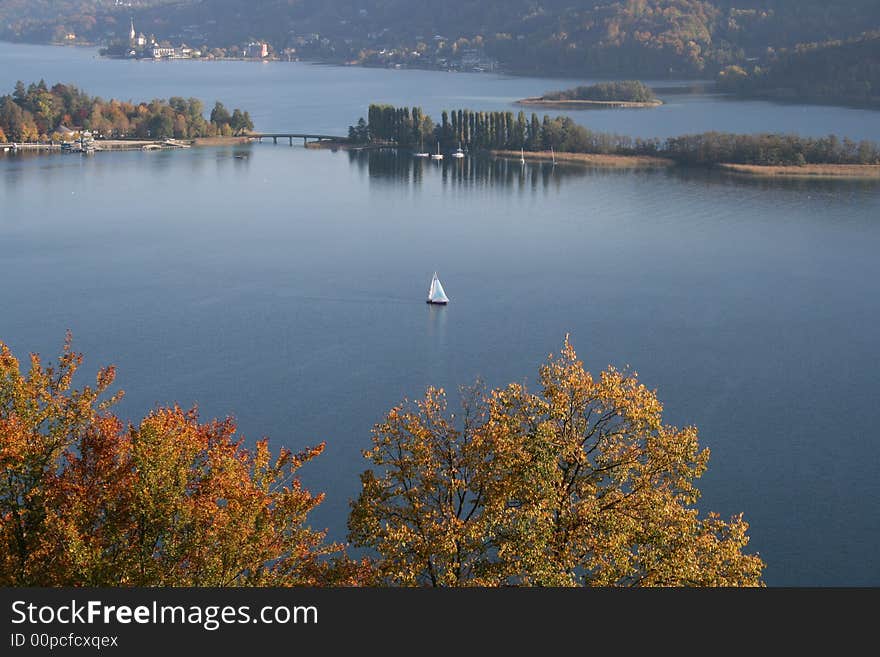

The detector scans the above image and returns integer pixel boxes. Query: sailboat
[414,136,429,158]
[551,145,556,165]
[426,272,449,305]
[452,142,465,158]
[520,147,526,164]
[431,142,444,160]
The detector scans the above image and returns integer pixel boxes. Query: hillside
[1,1,879,83]
[717,32,880,107]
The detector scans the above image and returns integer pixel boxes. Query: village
[100,18,271,61]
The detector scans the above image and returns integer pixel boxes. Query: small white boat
[431,142,444,160]
[426,272,449,305]
[452,143,465,159]
[414,137,429,158]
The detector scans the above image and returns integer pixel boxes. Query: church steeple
[129,18,136,43]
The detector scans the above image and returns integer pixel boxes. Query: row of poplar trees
[360,104,546,151]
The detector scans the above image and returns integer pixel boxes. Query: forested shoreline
[350,104,880,168]
[0,80,253,143]
[1,1,878,87]
[716,32,880,108]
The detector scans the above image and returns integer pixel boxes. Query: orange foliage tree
[348,338,765,586]
[0,334,363,586]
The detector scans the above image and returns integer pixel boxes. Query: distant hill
[1,1,879,86]
[717,32,880,107]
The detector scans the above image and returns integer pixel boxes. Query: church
[128,18,147,48]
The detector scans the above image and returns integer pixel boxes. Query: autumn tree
[0,335,364,586]
[348,338,765,587]
[0,82,255,143]
[0,333,120,585]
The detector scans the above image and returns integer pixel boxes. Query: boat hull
[426,300,448,305]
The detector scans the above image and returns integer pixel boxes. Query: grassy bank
[718,162,880,179]
[492,149,675,168]
[191,136,254,146]
[304,139,358,150]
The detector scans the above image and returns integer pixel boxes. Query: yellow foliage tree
[348,338,765,586]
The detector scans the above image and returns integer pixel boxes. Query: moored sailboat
[426,272,449,305]
[431,142,444,160]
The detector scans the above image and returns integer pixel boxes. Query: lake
[2,42,880,586]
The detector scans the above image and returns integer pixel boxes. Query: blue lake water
[2,42,880,586]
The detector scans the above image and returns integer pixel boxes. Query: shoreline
[190,136,254,147]
[717,162,880,179]
[516,97,663,109]
[492,149,675,168]
[7,137,878,180]
[305,140,375,151]
[1,136,253,155]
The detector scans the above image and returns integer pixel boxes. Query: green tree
[147,110,174,138]
[210,100,231,127]
[12,80,26,104]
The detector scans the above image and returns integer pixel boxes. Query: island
[517,81,662,109]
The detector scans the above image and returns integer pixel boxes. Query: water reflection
[346,148,880,198]
[426,301,447,339]
[425,302,448,389]
[347,148,593,193]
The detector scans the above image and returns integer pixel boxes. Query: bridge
[247,132,344,146]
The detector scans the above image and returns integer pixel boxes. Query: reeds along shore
[494,149,880,178]
[717,162,880,179]
[492,149,675,168]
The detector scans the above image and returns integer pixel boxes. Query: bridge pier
[273,136,278,144]
[289,136,293,146]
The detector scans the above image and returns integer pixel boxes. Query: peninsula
[346,104,880,179]
[0,80,254,151]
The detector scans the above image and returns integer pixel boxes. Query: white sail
[427,272,449,304]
